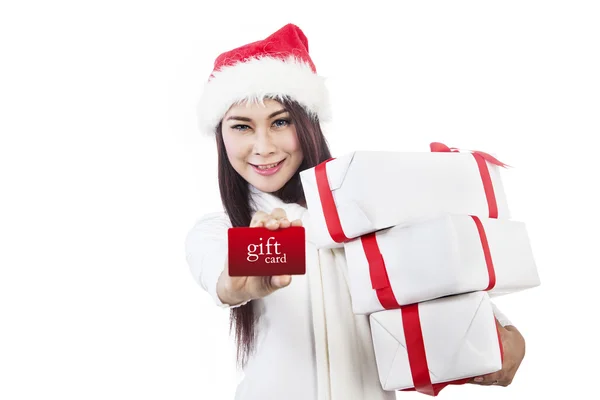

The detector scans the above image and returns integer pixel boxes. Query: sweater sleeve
[184,211,250,309]
[490,301,513,327]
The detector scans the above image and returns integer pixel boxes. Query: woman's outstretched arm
[185,211,248,309]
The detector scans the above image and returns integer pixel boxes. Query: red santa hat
[197,23,332,136]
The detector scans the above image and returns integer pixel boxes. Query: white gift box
[345,214,540,314]
[299,150,510,249]
[370,291,503,392]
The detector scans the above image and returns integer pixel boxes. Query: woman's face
[221,99,304,193]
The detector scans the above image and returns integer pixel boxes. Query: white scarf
[249,185,395,400]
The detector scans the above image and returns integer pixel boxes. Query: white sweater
[185,210,512,400]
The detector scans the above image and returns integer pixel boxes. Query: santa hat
[197,23,331,136]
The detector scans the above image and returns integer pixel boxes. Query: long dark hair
[215,97,332,369]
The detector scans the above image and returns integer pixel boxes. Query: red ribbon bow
[429,142,511,168]
[430,142,510,219]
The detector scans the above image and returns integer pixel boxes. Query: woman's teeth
[257,162,280,170]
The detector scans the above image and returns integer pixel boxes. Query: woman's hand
[470,320,526,387]
[216,208,302,306]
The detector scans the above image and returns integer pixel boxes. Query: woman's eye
[273,119,290,128]
[232,124,250,131]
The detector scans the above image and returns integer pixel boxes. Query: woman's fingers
[270,208,287,220]
[264,208,289,231]
[271,275,292,288]
[264,218,280,230]
[471,372,500,385]
[290,219,303,227]
[250,210,269,227]
[251,209,300,230]
[470,369,509,386]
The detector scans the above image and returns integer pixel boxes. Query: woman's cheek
[283,129,302,152]
[223,133,246,161]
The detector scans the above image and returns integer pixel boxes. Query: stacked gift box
[299,142,540,396]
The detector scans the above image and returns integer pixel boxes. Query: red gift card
[227,227,306,276]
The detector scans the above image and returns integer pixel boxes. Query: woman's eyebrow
[226,115,252,122]
[226,109,288,122]
[268,109,288,118]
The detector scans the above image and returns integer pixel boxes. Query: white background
[1,1,598,399]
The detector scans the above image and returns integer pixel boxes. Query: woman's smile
[249,159,286,176]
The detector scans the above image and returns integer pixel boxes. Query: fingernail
[474,377,483,382]
[275,276,290,287]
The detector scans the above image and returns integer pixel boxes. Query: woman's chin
[252,182,284,193]
[248,177,286,194]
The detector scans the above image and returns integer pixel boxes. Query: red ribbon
[402,304,437,395]
[362,218,496,310]
[360,233,400,309]
[315,144,509,244]
[430,142,510,219]
[362,219,498,396]
[315,158,350,243]
[360,236,465,396]
[470,215,497,291]
[399,307,504,396]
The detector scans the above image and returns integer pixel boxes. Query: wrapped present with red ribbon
[370,291,503,395]
[345,214,540,314]
[299,142,511,249]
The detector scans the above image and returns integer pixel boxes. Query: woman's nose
[252,128,277,155]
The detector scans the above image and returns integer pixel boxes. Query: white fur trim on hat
[197,55,331,136]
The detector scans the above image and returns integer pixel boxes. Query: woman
[185,23,526,400]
